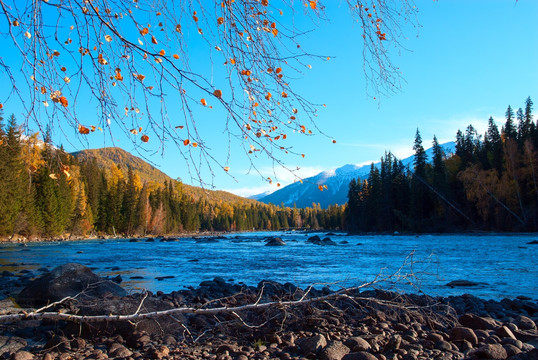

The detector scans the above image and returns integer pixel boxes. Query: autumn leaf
[309,1,317,10]
[140,28,149,36]
[275,67,282,74]
[151,36,158,44]
[214,89,222,98]
[217,17,224,25]
[318,185,323,191]
[159,49,165,56]
[271,28,278,37]
[183,139,190,146]
[223,166,230,172]
[173,54,179,59]
[281,91,288,98]
[49,173,60,180]
[192,142,198,147]
[332,139,336,143]
[141,134,149,142]
[201,98,207,106]
[261,0,268,6]
[59,96,68,107]
[265,92,272,100]
[105,34,112,42]
[78,125,90,134]
[130,128,138,135]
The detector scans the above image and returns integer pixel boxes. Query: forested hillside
[345,97,538,233]
[0,112,344,240]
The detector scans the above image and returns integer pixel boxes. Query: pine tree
[485,117,503,173]
[503,105,517,140]
[0,115,27,236]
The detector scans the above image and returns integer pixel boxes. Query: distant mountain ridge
[257,142,456,208]
[72,147,258,204]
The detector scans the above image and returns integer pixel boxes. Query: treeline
[0,112,344,239]
[345,97,538,233]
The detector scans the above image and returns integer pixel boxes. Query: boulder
[342,352,378,360]
[321,237,337,245]
[514,315,537,331]
[446,280,481,287]
[473,344,507,359]
[16,263,127,307]
[307,235,322,244]
[450,327,478,345]
[297,334,327,355]
[320,341,350,360]
[265,237,287,246]
[344,337,371,352]
[0,336,27,359]
[459,313,500,330]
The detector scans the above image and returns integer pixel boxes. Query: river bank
[1,263,537,360]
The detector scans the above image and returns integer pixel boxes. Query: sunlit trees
[0,0,419,183]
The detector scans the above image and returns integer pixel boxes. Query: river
[0,232,536,300]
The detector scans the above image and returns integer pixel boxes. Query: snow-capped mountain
[257,142,455,208]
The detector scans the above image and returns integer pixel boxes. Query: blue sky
[1,1,537,197]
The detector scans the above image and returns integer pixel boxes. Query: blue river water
[0,232,536,300]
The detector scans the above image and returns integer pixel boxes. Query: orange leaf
[275,67,282,74]
[201,98,207,106]
[261,0,268,5]
[224,166,230,172]
[332,139,336,144]
[318,185,323,191]
[183,139,190,146]
[173,54,179,59]
[159,49,165,56]
[281,91,288,98]
[217,17,224,25]
[267,67,273,73]
[230,58,236,65]
[309,1,317,10]
[265,92,272,100]
[140,28,149,36]
[59,96,68,107]
[192,142,198,147]
[214,89,222,98]
[151,36,158,44]
[78,125,90,134]
[271,28,278,37]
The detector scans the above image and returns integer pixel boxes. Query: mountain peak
[258,141,455,208]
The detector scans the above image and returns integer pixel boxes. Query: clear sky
[1,1,537,197]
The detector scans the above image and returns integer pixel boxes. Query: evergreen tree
[485,117,503,173]
[503,105,517,140]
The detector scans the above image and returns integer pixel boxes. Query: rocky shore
[1,264,537,360]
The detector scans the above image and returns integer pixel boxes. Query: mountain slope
[258,142,456,208]
[72,147,257,204]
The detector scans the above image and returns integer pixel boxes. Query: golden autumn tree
[0,0,418,183]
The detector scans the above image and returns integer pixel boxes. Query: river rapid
[1,232,536,300]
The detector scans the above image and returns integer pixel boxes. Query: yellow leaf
[105,34,112,42]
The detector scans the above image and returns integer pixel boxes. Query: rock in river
[265,237,286,246]
[16,263,126,307]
